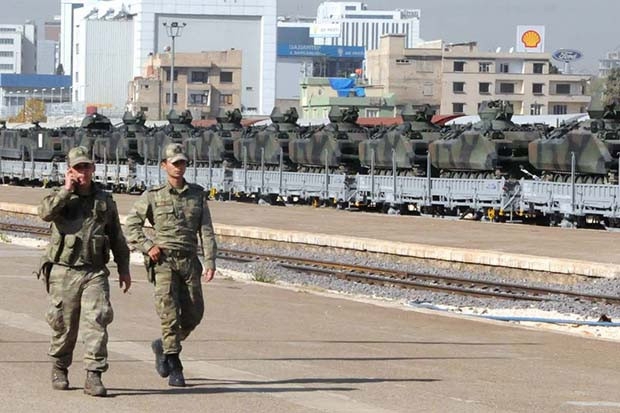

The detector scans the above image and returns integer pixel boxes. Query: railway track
[2,221,620,305]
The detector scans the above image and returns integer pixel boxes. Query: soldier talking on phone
[37,146,131,397]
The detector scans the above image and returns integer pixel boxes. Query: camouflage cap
[163,143,188,163]
[67,146,94,167]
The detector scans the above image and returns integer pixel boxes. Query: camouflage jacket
[38,185,130,274]
[124,180,217,270]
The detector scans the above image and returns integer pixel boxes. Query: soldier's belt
[161,248,197,259]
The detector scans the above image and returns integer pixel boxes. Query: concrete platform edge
[2,202,617,278]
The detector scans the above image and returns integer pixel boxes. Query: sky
[3,0,619,75]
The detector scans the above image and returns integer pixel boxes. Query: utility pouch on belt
[144,254,156,285]
[91,235,110,268]
[58,234,81,265]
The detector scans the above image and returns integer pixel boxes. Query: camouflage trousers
[153,254,204,354]
[45,265,113,372]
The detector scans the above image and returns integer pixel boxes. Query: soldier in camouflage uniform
[125,143,217,387]
[37,146,131,397]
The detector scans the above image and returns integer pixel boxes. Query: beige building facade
[366,35,591,116]
[128,50,242,120]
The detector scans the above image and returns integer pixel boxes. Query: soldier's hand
[147,245,162,262]
[202,268,215,283]
[64,169,77,192]
[119,273,131,293]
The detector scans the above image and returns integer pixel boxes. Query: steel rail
[3,221,620,304]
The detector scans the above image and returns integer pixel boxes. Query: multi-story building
[276,17,365,110]
[366,35,591,115]
[60,0,276,117]
[128,50,242,121]
[0,24,37,74]
[599,48,620,77]
[38,18,61,75]
[313,1,421,50]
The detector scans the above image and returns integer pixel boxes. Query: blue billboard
[278,44,365,59]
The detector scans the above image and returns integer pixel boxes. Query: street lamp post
[163,21,186,113]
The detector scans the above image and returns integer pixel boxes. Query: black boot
[167,353,186,387]
[84,371,107,397]
[51,366,69,390]
[151,338,170,378]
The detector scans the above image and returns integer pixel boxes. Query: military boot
[151,338,170,378]
[167,353,186,387]
[51,366,69,390]
[83,371,107,397]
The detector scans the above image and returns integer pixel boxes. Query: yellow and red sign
[516,25,545,53]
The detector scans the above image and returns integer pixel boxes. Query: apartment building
[366,35,591,115]
[128,50,242,121]
[0,24,37,74]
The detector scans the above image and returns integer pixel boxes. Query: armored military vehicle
[528,102,620,183]
[289,106,369,172]
[196,108,244,166]
[0,122,76,162]
[358,104,442,176]
[428,100,543,178]
[117,111,152,163]
[233,106,302,169]
[75,112,125,163]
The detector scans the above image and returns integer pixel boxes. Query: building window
[75,72,79,82]
[396,58,410,64]
[142,84,149,89]
[532,83,544,94]
[165,93,178,104]
[366,109,379,117]
[499,63,509,73]
[479,62,491,72]
[453,82,465,93]
[553,105,567,115]
[220,71,233,83]
[423,82,433,96]
[140,106,149,112]
[533,63,545,74]
[75,43,79,55]
[479,82,491,94]
[165,69,178,81]
[452,103,464,113]
[189,92,209,105]
[219,94,233,105]
[530,103,543,115]
[190,71,209,83]
[499,83,514,94]
[0,51,13,57]
[0,38,14,44]
[555,84,571,94]
[0,63,13,70]
[453,61,465,72]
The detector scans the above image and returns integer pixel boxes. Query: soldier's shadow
[108,377,438,397]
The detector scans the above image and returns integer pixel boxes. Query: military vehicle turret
[358,104,442,176]
[233,107,302,169]
[428,100,543,178]
[289,106,369,172]
[528,102,620,183]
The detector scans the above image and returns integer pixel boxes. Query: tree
[604,67,620,104]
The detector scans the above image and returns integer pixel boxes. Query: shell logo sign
[516,25,545,53]
[521,30,541,48]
